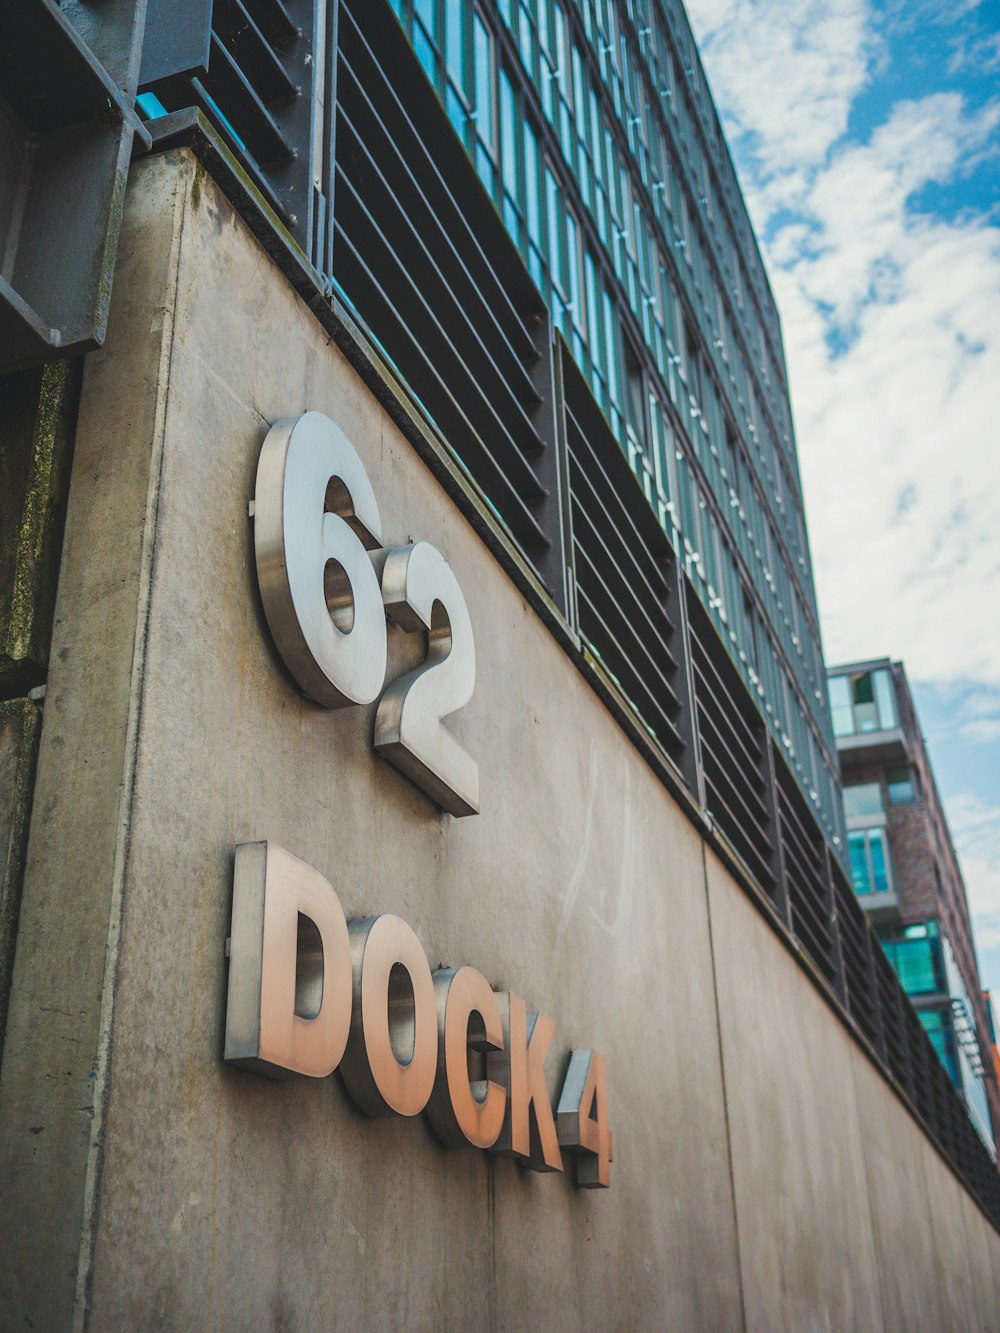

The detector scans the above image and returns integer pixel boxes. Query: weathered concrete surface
[706,848,885,1332]
[0,159,191,1330]
[0,698,40,1044]
[0,152,998,1332]
[850,1039,958,1332]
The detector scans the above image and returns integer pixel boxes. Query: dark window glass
[851,672,879,732]
[852,673,874,706]
[887,765,916,806]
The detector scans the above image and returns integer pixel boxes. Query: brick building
[829,658,999,1149]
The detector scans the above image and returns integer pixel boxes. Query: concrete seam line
[71,157,192,1333]
[849,1037,890,1330]
[701,843,749,1333]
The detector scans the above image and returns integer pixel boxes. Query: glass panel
[474,17,493,141]
[843,783,883,819]
[868,829,890,893]
[413,23,438,83]
[849,832,871,895]
[500,70,518,196]
[414,0,436,32]
[883,926,944,995]
[446,0,466,87]
[828,675,853,736]
[887,765,915,806]
[524,120,542,246]
[873,669,897,729]
[499,68,522,243]
[920,1009,960,1086]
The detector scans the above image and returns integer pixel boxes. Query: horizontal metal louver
[563,352,689,768]
[833,869,880,1049]
[686,591,777,901]
[332,0,567,604]
[139,0,315,251]
[775,761,838,988]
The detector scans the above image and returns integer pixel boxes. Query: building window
[919,1008,960,1087]
[878,921,946,996]
[843,782,883,819]
[828,668,898,736]
[848,827,892,895]
[473,13,498,199]
[887,765,916,806]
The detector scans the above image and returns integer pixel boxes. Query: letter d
[224,841,352,1078]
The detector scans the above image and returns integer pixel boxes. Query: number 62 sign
[252,412,479,817]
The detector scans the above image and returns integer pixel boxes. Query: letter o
[339,915,437,1117]
[426,967,506,1149]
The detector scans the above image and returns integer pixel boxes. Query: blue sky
[685,0,1000,994]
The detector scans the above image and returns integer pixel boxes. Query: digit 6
[254,412,387,708]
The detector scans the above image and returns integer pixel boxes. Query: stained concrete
[706,849,884,1332]
[850,1039,959,1332]
[0,151,997,1332]
[0,698,40,1042]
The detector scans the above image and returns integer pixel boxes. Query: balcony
[837,726,908,766]
[829,663,908,765]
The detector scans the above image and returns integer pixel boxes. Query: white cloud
[948,793,1000,952]
[688,0,872,177]
[686,0,1000,687]
[951,688,1000,744]
[787,108,1000,683]
[948,31,1000,77]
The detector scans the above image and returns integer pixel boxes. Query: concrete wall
[1,152,998,1332]
[0,699,40,1045]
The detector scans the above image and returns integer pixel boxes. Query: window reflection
[877,922,946,995]
[828,668,898,737]
[887,765,916,806]
[848,828,893,895]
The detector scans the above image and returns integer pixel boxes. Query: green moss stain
[1,360,81,689]
[191,157,205,212]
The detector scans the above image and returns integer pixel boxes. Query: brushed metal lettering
[254,412,387,708]
[426,967,506,1149]
[224,841,352,1079]
[375,542,479,817]
[556,1049,613,1188]
[340,915,437,1117]
[488,993,563,1171]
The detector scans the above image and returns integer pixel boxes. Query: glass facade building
[389,0,843,850]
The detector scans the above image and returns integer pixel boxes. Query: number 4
[557,1050,613,1188]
